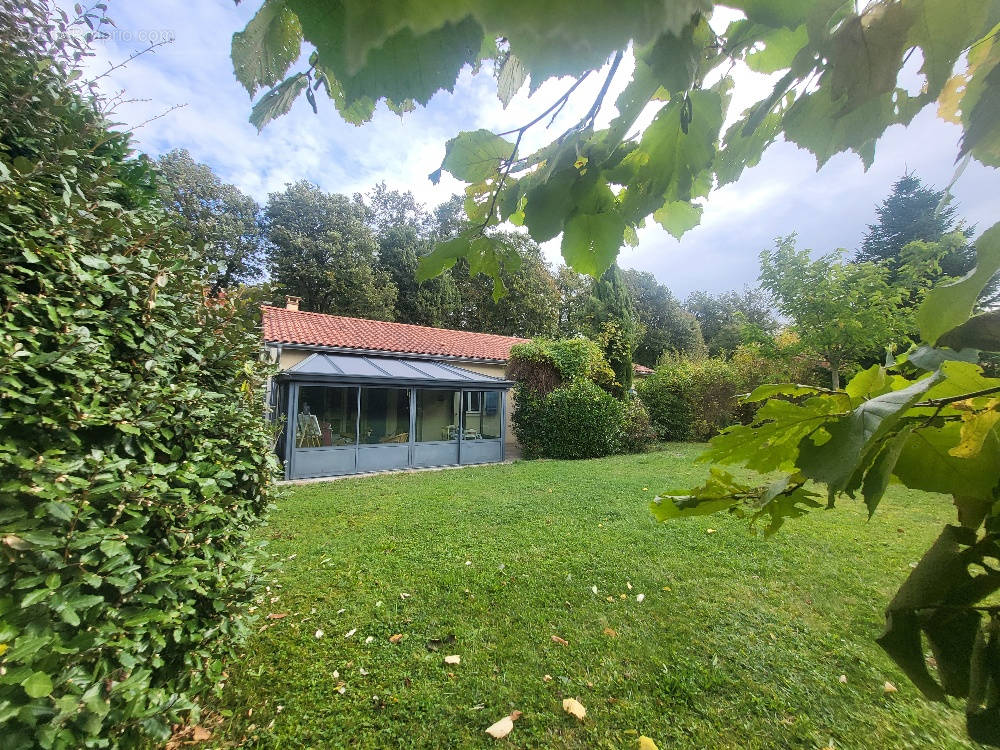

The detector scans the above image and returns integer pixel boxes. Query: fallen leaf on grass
[626,582,633,590]
[344,628,357,638]
[543,674,552,682]
[562,698,586,721]
[336,681,346,695]
[839,674,847,684]
[603,627,618,638]
[883,681,897,694]
[706,529,716,534]
[636,594,645,603]
[266,612,288,620]
[639,737,658,750]
[400,592,411,600]
[364,636,374,644]
[191,726,211,742]
[591,586,598,594]
[314,629,324,638]
[551,635,569,646]
[444,655,461,665]
[389,634,404,643]
[485,710,522,739]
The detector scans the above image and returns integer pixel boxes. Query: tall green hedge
[512,381,627,459]
[0,5,277,747]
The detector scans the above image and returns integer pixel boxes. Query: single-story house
[263,298,525,479]
[263,297,654,480]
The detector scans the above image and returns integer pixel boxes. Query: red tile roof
[262,306,528,362]
[633,363,654,375]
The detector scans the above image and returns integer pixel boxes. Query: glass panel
[296,386,357,448]
[416,389,460,441]
[360,388,411,444]
[462,391,501,440]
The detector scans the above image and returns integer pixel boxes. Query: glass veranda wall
[281,383,507,479]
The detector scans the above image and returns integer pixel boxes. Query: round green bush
[512,380,626,459]
[0,7,277,747]
[619,395,656,453]
[636,366,695,441]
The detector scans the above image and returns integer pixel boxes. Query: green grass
[211,445,975,749]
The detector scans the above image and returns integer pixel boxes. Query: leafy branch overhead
[233,0,1000,282]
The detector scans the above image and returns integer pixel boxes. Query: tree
[857,173,998,306]
[579,264,643,395]
[623,268,705,366]
[264,181,397,318]
[157,149,265,293]
[233,1,999,290]
[684,287,776,356]
[759,235,911,389]
[445,232,561,337]
[359,185,460,327]
[555,265,593,337]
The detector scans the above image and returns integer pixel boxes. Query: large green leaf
[496,53,527,107]
[652,200,702,239]
[21,671,53,699]
[745,24,808,73]
[917,222,1000,344]
[938,309,1000,352]
[561,211,626,278]
[893,422,1000,498]
[796,373,941,498]
[249,73,308,131]
[232,0,302,97]
[440,129,515,183]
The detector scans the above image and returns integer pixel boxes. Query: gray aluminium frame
[280,353,512,479]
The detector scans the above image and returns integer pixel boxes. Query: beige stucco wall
[273,347,518,449]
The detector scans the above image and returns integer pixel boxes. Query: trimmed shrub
[507,337,614,395]
[512,381,625,459]
[637,356,741,441]
[619,396,655,453]
[635,365,694,441]
[0,7,277,747]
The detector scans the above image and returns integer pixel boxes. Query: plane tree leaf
[917,223,1000,344]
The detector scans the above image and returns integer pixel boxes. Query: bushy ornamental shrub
[638,356,741,441]
[0,6,277,747]
[512,381,626,459]
[619,396,655,454]
[507,337,614,395]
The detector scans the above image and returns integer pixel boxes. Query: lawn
[210,445,974,749]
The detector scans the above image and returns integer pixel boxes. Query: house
[263,297,653,480]
[263,297,524,480]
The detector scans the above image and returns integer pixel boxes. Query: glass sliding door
[357,387,411,472]
[360,388,410,444]
[413,389,460,467]
[461,390,503,464]
[291,385,358,478]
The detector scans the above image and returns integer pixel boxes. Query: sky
[78,0,998,300]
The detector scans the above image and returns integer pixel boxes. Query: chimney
[285,296,301,312]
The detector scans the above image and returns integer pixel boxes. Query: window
[416,390,460,441]
[360,388,410,444]
[296,386,357,448]
[462,391,501,440]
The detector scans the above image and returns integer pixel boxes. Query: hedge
[0,6,277,747]
[512,381,627,459]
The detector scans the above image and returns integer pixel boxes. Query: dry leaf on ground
[485,710,522,739]
[883,681,897,694]
[266,612,288,619]
[389,633,404,643]
[444,654,461,665]
[603,627,618,638]
[551,635,568,646]
[639,737,658,750]
[562,698,586,721]
[191,726,211,741]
